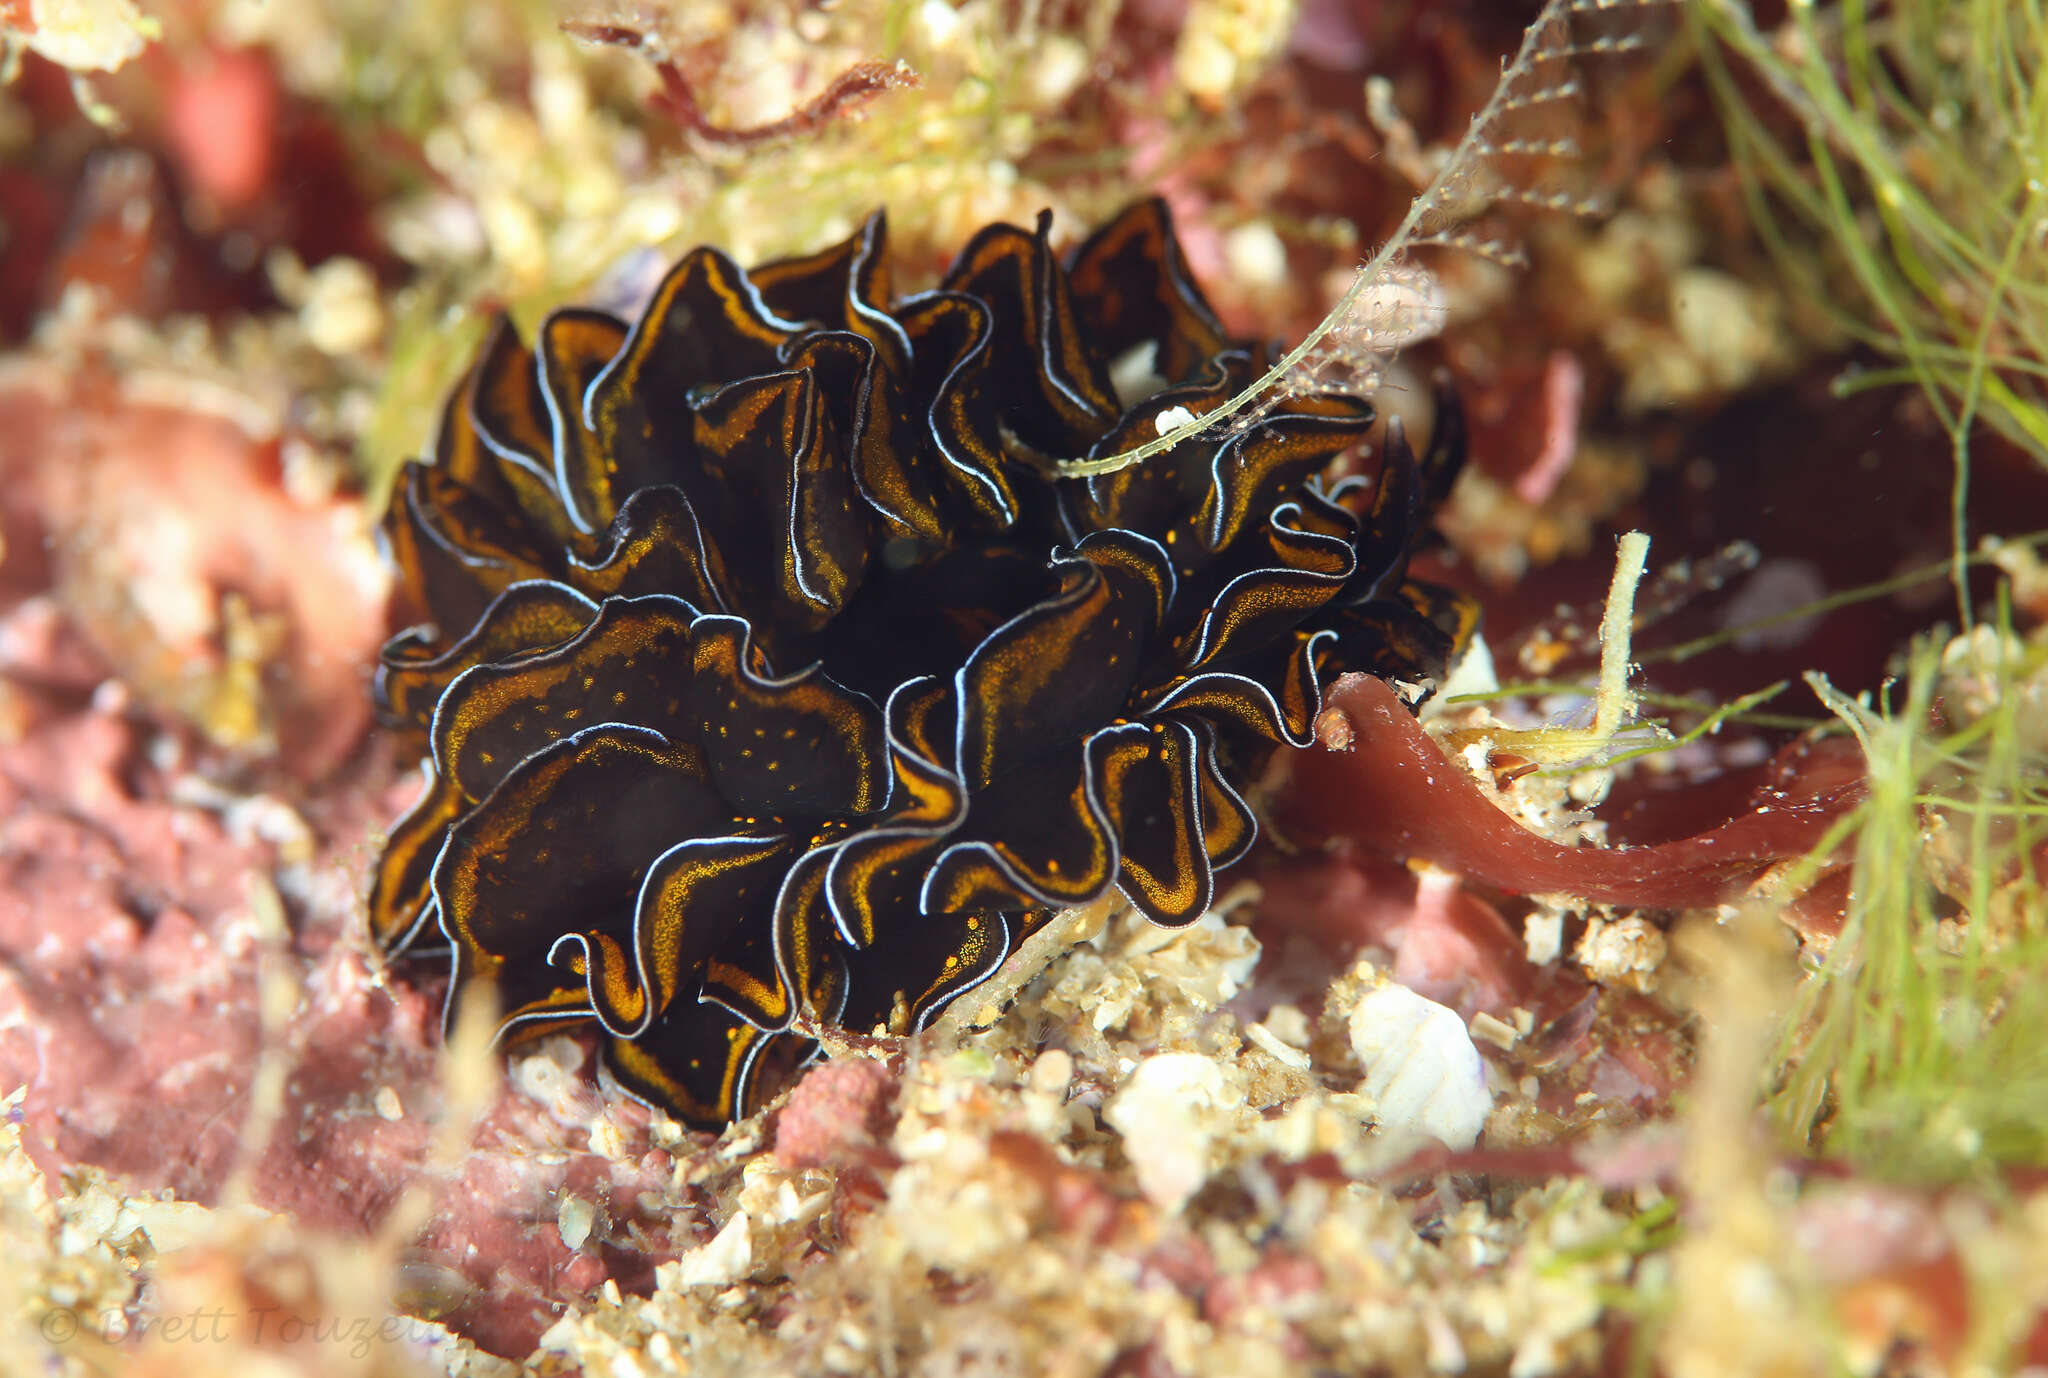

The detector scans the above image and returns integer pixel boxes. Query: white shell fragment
[1348,984,1493,1152]
[1103,1052,1235,1213]
[670,1209,753,1288]
[557,1194,596,1252]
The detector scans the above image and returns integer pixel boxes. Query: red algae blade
[1274,673,1865,907]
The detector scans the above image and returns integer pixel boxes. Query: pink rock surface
[774,1057,898,1172]
[0,370,389,779]
[0,655,699,1353]
[0,387,703,1356]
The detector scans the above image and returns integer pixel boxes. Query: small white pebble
[1261,1002,1312,1048]
[1028,1048,1074,1099]
[91,679,131,716]
[298,257,385,356]
[1175,23,1241,102]
[1029,35,1089,106]
[373,1085,403,1121]
[1524,909,1566,966]
[1222,220,1289,289]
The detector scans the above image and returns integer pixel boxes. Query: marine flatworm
[370,200,1474,1126]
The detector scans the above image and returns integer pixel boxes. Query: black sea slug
[369,200,1473,1126]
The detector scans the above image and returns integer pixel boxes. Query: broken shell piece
[668,1210,753,1289]
[1348,984,1493,1151]
[1103,1053,1239,1213]
[1246,1019,1311,1069]
[557,1195,595,1252]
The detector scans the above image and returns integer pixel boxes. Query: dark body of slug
[369,199,1474,1126]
